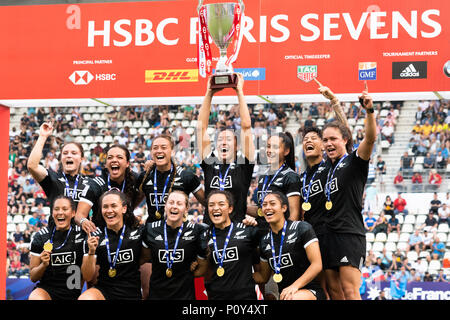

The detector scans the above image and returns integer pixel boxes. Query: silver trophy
[198,0,244,88]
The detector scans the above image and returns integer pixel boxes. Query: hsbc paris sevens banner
[0,0,449,102]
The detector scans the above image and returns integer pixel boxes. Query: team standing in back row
[26,74,376,300]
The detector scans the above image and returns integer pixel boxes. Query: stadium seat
[366,242,372,251]
[18,223,27,232]
[85,136,94,143]
[83,113,91,121]
[399,233,410,242]
[401,224,414,233]
[372,242,384,252]
[375,232,387,242]
[397,215,404,224]
[23,215,32,223]
[380,140,390,150]
[133,120,142,128]
[7,215,12,224]
[428,260,441,272]
[366,232,375,242]
[415,215,426,225]
[407,251,418,262]
[387,233,399,242]
[437,224,449,233]
[415,156,424,165]
[12,215,23,224]
[7,224,15,233]
[436,233,447,243]
[404,215,416,224]
[419,251,430,259]
[91,113,101,121]
[81,128,89,136]
[397,242,408,251]
[385,242,397,252]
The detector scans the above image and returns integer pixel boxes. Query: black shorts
[318,232,366,271]
[35,283,81,300]
[94,284,142,300]
[303,282,327,301]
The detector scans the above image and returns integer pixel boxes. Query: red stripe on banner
[194,277,208,300]
[0,105,10,300]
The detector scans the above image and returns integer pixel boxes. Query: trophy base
[210,73,238,89]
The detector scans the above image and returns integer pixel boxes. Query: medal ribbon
[153,165,173,215]
[218,164,232,191]
[225,4,244,66]
[104,225,126,272]
[325,154,348,202]
[164,221,184,272]
[259,163,286,208]
[107,175,125,192]
[270,220,287,275]
[212,223,234,269]
[198,5,212,77]
[49,225,73,250]
[62,173,79,200]
[302,160,324,203]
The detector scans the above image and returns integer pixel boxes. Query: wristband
[80,218,88,226]
[367,108,374,113]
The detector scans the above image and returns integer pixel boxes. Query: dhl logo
[145,69,198,83]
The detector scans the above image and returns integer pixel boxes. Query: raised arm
[235,73,255,161]
[27,122,53,182]
[357,82,377,161]
[313,78,349,129]
[197,77,223,161]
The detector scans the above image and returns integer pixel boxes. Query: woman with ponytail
[75,144,142,234]
[252,131,301,222]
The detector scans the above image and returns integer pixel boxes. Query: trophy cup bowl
[199,1,244,88]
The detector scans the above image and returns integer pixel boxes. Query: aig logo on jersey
[51,252,76,266]
[210,176,232,189]
[158,249,184,263]
[149,193,168,206]
[325,177,338,195]
[301,179,323,199]
[268,253,293,270]
[212,246,239,264]
[110,249,134,264]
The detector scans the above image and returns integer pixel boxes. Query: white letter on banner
[190,17,198,45]
[113,19,132,47]
[270,15,289,42]
[66,5,81,30]
[88,20,110,47]
[135,19,155,46]
[242,16,256,43]
[369,11,388,39]
[392,11,417,39]
[300,13,320,42]
[323,13,341,40]
[157,18,179,45]
[342,12,368,40]
[260,16,267,43]
[421,9,441,38]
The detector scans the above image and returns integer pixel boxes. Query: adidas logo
[400,64,419,78]
[340,256,349,263]
[155,235,163,241]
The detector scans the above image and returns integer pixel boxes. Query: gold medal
[216,266,225,277]
[302,202,311,211]
[257,208,263,217]
[325,201,333,211]
[166,268,173,278]
[155,211,161,219]
[273,273,283,283]
[108,268,117,278]
[43,242,53,252]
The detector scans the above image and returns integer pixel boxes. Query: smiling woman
[28,196,86,300]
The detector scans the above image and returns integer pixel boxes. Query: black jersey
[259,220,319,292]
[323,150,369,236]
[256,165,301,204]
[39,169,90,224]
[203,223,261,300]
[30,224,86,298]
[142,220,208,300]
[79,171,139,225]
[300,161,329,235]
[84,225,144,299]
[201,153,254,224]
[137,165,202,224]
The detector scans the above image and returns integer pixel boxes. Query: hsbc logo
[69,71,117,85]
[69,71,94,85]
